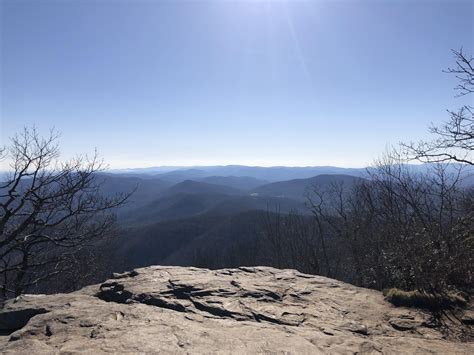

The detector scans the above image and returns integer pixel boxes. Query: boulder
[0,266,472,353]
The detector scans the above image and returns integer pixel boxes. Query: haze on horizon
[1,0,473,169]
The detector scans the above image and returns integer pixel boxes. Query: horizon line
[106,164,368,170]
[105,162,439,171]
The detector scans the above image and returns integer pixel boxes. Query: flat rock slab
[0,266,472,353]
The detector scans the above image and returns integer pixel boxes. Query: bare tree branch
[0,127,132,299]
[403,48,473,165]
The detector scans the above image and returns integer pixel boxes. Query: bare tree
[0,127,131,300]
[256,48,473,303]
[304,147,473,294]
[260,208,322,275]
[368,153,472,290]
[403,48,473,165]
[446,48,474,97]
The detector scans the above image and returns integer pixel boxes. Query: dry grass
[383,288,467,310]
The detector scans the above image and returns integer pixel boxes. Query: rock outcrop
[0,266,472,353]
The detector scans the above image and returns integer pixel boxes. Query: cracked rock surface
[0,266,472,353]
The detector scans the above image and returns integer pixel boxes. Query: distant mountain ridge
[160,180,244,197]
[108,165,368,182]
[106,164,473,184]
[195,176,269,190]
[252,174,363,201]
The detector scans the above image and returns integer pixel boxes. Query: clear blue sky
[1,0,473,168]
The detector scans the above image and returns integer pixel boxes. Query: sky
[1,0,473,168]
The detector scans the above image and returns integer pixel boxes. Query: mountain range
[108,165,369,181]
[92,169,366,272]
[90,164,473,273]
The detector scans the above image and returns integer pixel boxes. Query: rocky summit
[0,266,472,353]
